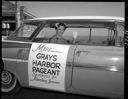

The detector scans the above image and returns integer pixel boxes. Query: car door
[72,45,124,98]
[27,24,77,91]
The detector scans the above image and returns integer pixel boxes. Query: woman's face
[57,25,65,35]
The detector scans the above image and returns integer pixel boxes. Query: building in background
[2,0,36,38]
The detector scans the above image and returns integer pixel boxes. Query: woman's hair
[55,22,67,30]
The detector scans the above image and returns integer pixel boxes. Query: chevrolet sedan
[2,16,124,99]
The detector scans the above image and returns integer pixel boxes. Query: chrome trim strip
[2,58,28,62]
[27,16,124,21]
[74,65,123,72]
[2,40,33,44]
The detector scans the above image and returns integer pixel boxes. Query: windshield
[6,22,40,41]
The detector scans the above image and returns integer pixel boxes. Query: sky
[18,2,125,18]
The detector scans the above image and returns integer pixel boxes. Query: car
[2,16,124,98]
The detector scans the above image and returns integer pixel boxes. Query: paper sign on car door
[28,43,70,91]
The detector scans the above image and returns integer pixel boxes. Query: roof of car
[26,16,124,22]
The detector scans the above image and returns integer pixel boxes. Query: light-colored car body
[2,16,124,98]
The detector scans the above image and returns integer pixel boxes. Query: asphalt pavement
[1,87,107,99]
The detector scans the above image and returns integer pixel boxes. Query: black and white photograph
[2,1,125,99]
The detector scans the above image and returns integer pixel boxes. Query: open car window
[34,26,56,42]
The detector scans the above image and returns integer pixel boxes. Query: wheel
[1,70,20,94]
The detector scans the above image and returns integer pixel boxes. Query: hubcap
[2,71,12,85]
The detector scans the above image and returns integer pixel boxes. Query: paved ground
[2,87,107,99]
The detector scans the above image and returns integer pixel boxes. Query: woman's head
[55,22,66,35]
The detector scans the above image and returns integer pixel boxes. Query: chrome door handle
[76,51,90,57]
